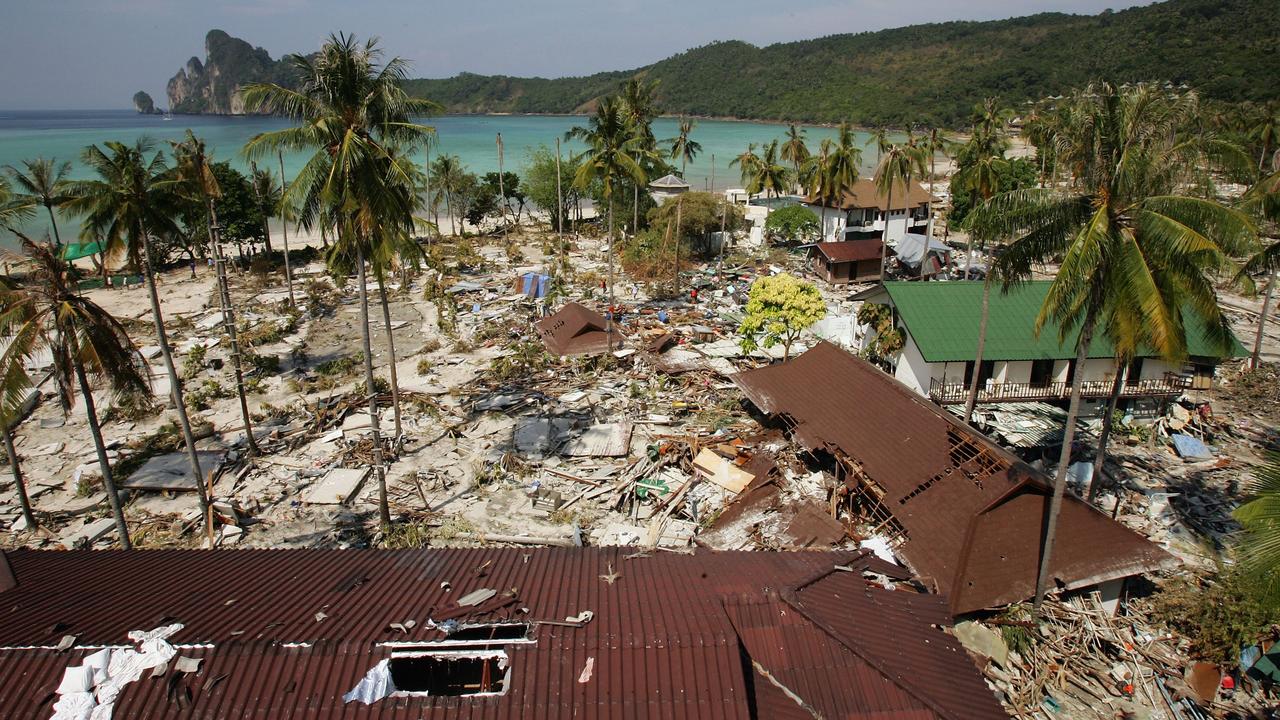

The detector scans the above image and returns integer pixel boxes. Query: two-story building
[802,179,935,244]
[853,282,1245,412]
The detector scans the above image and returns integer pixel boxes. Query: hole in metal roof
[389,650,509,697]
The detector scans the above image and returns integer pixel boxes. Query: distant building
[647,173,690,205]
[803,178,936,244]
[810,239,883,284]
[853,281,1245,409]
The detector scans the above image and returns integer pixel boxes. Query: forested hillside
[402,0,1279,126]
[165,0,1278,126]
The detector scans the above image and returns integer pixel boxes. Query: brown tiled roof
[534,302,616,357]
[814,239,884,263]
[806,178,936,210]
[0,547,1006,719]
[732,343,1174,615]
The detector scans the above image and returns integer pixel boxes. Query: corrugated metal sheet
[0,547,1007,719]
[535,302,615,357]
[880,281,1245,362]
[732,343,1174,615]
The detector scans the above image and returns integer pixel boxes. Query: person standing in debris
[690,288,699,304]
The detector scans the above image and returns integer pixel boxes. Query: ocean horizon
[0,109,888,243]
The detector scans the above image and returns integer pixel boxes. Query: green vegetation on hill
[403,0,1279,126]
[163,0,1279,125]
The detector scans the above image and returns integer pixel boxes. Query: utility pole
[277,151,295,307]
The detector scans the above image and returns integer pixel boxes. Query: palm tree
[867,127,891,165]
[619,77,660,232]
[250,164,279,255]
[730,143,762,203]
[734,140,789,203]
[1233,456,1280,601]
[1249,101,1280,172]
[4,158,72,249]
[171,131,260,458]
[0,235,150,548]
[781,124,810,192]
[919,127,953,233]
[0,176,35,230]
[430,154,466,237]
[971,82,1254,612]
[241,33,438,528]
[568,97,645,347]
[958,151,1011,424]
[1239,167,1280,370]
[666,118,701,177]
[802,140,836,238]
[873,139,927,278]
[275,151,297,306]
[63,139,216,542]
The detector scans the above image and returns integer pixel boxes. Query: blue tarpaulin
[518,272,551,298]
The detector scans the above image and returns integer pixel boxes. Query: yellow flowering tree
[738,273,826,361]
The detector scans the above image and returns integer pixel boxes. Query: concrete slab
[302,467,370,505]
[562,423,633,458]
[59,518,117,549]
[119,451,225,491]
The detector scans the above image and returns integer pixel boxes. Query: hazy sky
[0,0,1147,110]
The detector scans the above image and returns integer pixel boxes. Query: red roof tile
[814,240,884,263]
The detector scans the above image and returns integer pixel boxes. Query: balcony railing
[928,373,1191,404]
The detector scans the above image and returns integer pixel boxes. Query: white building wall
[999,361,1033,385]
[1140,359,1180,381]
[893,334,937,396]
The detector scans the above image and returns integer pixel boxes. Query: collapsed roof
[732,342,1175,615]
[0,547,1006,719]
[534,302,618,357]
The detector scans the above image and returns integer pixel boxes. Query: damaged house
[0,547,1008,719]
[853,282,1245,409]
[534,302,620,357]
[732,342,1176,616]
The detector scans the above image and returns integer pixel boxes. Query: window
[388,650,509,697]
[1030,359,1054,388]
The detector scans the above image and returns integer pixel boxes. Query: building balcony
[928,373,1191,404]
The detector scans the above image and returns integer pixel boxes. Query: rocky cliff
[166,30,292,114]
[132,91,160,114]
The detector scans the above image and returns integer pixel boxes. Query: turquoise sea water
[0,110,886,242]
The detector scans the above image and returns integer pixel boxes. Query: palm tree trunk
[377,279,403,440]
[139,231,211,544]
[632,184,639,235]
[278,151,296,307]
[446,191,456,237]
[1088,356,1126,501]
[606,201,615,350]
[46,206,62,250]
[3,428,35,530]
[208,203,260,458]
[74,360,131,549]
[357,248,390,527]
[1252,267,1276,370]
[963,273,993,422]
[1034,312,1097,613]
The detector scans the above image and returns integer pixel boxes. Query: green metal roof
[880,281,1246,363]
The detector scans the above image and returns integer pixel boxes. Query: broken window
[388,650,509,697]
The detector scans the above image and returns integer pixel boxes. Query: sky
[0,0,1149,110]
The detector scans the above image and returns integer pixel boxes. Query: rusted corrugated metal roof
[534,302,616,357]
[0,548,1005,719]
[814,240,884,263]
[732,342,1174,615]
